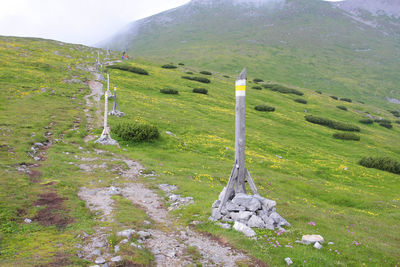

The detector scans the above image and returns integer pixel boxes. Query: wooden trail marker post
[217,68,259,213]
[109,84,125,117]
[95,82,118,145]
[106,74,112,96]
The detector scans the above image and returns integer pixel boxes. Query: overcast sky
[0,0,190,45]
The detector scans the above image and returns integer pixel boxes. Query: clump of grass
[294,98,307,104]
[107,64,148,75]
[263,84,303,96]
[185,71,193,74]
[359,157,400,175]
[315,91,322,94]
[193,88,208,95]
[113,122,159,142]
[161,64,177,69]
[375,119,391,124]
[223,75,230,78]
[253,78,264,83]
[330,96,338,100]
[182,76,211,83]
[160,88,178,95]
[252,86,262,90]
[255,105,275,112]
[200,71,212,75]
[340,98,352,103]
[359,119,374,124]
[305,115,360,132]
[178,63,185,66]
[333,132,360,141]
[337,106,347,111]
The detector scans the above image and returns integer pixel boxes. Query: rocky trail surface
[75,65,256,266]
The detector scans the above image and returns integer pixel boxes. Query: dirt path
[77,63,253,266]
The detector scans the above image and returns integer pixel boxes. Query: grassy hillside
[103,0,400,108]
[1,36,400,266]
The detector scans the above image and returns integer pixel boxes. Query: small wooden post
[106,74,111,96]
[95,89,118,145]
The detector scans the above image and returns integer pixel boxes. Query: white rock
[301,235,324,244]
[114,245,120,253]
[119,239,129,244]
[108,186,121,195]
[138,231,151,239]
[247,215,265,228]
[111,256,122,262]
[24,218,32,224]
[233,221,256,237]
[131,243,143,249]
[231,211,253,221]
[253,195,276,210]
[284,257,293,265]
[269,212,290,227]
[216,222,232,229]
[328,242,334,245]
[232,194,261,211]
[117,229,136,238]
[95,257,106,264]
[314,241,322,249]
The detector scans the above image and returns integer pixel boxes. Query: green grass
[1,36,400,266]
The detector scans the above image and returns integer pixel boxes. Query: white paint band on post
[235,79,246,97]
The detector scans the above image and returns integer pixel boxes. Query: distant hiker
[121,51,126,60]
[125,54,129,60]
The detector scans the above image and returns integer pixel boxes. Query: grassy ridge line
[105,59,400,266]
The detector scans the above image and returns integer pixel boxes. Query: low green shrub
[255,105,275,112]
[375,119,391,124]
[200,71,212,75]
[253,78,264,83]
[178,63,185,66]
[185,71,193,74]
[294,99,307,104]
[262,84,303,96]
[161,64,177,69]
[330,96,338,100]
[305,115,360,132]
[315,91,322,94]
[359,119,374,124]
[359,157,400,175]
[193,88,208,95]
[252,86,262,90]
[182,76,211,83]
[223,75,230,78]
[379,122,393,129]
[113,122,159,142]
[337,106,347,111]
[333,132,360,141]
[389,110,400,117]
[107,64,148,75]
[340,98,352,103]
[160,88,178,95]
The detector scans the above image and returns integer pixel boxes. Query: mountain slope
[101,0,400,108]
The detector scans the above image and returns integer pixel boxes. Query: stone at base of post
[95,127,118,146]
[108,110,125,117]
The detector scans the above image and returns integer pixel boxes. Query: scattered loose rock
[301,234,324,245]
[285,257,293,265]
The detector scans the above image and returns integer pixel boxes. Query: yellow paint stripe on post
[235,85,246,91]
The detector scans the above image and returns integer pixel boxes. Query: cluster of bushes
[253,78,264,83]
[107,64,148,75]
[185,71,193,75]
[389,110,400,117]
[396,120,400,125]
[200,71,212,75]
[178,63,185,66]
[252,86,262,90]
[223,75,230,78]
[340,98,352,103]
[359,119,374,124]
[193,88,208,95]
[255,105,275,112]
[315,91,322,94]
[330,96,338,100]
[379,122,393,129]
[263,84,304,96]
[337,106,347,111]
[359,157,400,175]
[305,115,360,132]
[161,64,177,69]
[160,88,178,95]
[333,132,360,141]
[294,99,307,104]
[113,122,159,142]
[182,76,211,83]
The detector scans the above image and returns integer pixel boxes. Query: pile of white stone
[108,110,125,117]
[210,189,290,234]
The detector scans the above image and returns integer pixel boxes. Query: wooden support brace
[245,168,259,195]
[217,164,238,213]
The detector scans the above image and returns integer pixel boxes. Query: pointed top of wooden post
[237,68,247,81]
